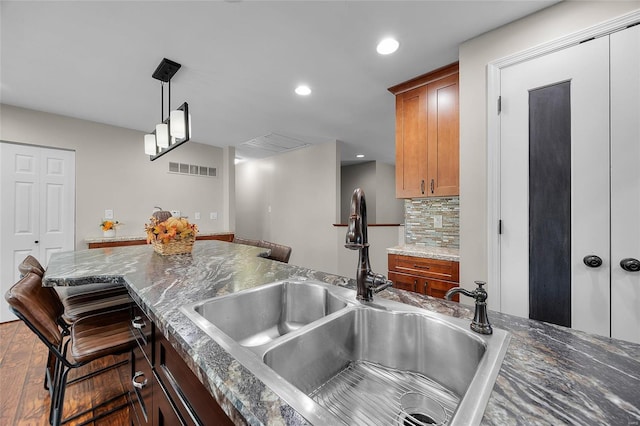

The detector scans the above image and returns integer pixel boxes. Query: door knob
[620,258,640,272]
[583,255,603,268]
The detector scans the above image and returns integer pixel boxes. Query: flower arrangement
[100,220,119,232]
[145,216,197,244]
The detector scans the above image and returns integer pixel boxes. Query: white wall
[375,162,404,224]
[235,141,341,273]
[341,162,377,223]
[340,161,403,224]
[458,1,640,292]
[0,104,230,249]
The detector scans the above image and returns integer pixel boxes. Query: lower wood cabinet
[388,254,459,302]
[129,306,234,426]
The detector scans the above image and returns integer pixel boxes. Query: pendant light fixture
[144,58,191,161]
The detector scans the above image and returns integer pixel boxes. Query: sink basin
[181,279,510,425]
[188,280,350,351]
[264,307,490,425]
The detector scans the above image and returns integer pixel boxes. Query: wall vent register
[168,162,216,178]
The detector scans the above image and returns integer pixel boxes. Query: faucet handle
[372,273,393,294]
[473,281,488,303]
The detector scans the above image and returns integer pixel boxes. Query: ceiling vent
[236,133,310,159]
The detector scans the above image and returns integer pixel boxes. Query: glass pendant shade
[170,109,186,139]
[156,123,169,148]
[170,108,191,140]
[144,134,157,155]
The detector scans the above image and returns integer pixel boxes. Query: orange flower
[100,220,119,231]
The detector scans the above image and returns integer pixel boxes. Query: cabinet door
[424,279,458,302]
[131,346,154,425]
[427,73,459,196]
[388,271,419,293]
[610,25,640,344]
[395,86,428,198]
[154,382,185,426]
[155,333,234,426]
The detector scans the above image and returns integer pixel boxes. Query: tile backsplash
[404,197,459,248]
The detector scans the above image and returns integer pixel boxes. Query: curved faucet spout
[445,281,493,335]
[345,188,368,249]
[344,188,392,302]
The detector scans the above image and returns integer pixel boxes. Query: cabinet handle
[421,180,425,195]
[430,179,434,194]
[413,264,430,270]
[132,371,148,389]
[620,258,640,272]
[132,316,146,330]
[583,255,603,268]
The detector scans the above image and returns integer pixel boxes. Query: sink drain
[398,392,447,426]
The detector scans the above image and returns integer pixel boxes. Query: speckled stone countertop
[43,241,640,425]
[85,231,234,244]
[387,245,460,262]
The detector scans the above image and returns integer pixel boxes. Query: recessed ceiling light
[376,38,399,55]
[295,85,311,96]
[356,154,365,158]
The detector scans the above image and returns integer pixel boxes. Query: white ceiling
[1,1,556,164]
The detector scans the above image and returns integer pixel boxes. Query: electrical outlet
[104,209,114,219]
[210,212,218,220]
[194,212,201,220]
[434,215,443,229]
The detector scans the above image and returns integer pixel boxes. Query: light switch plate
[194,212,201,220]
[104,209,114,219]
[434,215,443,228]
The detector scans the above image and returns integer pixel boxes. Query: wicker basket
[150,235,195,255]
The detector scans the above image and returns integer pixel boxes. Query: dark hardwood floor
[0,320,130,425]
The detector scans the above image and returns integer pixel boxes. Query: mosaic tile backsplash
[404,197,459,248]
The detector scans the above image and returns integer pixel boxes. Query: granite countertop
[387,244,460,262]
[43,241,640,425]
[85,231,234,244]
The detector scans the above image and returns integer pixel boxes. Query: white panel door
[0,142,75,322]
[38,148,76,265]
[500,37,611,336]
[611,25,640,344]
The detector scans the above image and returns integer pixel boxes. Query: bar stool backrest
[18,255,45,277]
[5,272,64,346]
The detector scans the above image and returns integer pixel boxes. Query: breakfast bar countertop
[43,241,640,426]
[387,245,460,262]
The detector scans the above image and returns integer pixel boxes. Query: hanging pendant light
[144,134,157,155]
[144,58,191,161]
[170,104,191,140]
[156,123,169,148]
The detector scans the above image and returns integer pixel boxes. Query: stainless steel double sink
[180,279,510,425]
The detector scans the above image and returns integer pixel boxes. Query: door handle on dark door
[583,255,603,268]
[620,258,640,272]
